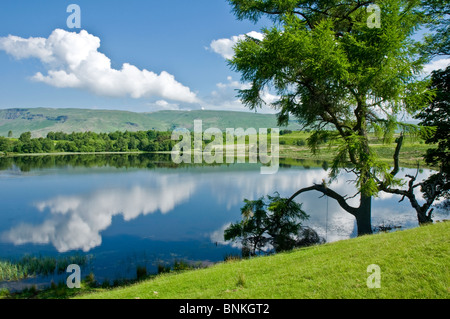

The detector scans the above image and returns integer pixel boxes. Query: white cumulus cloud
[0,29,199,103]
[203,76,278,113]
[209,31,264,59]
[422,58,450,75]
[146,99,182,111]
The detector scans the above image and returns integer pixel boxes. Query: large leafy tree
[418,66,450,173]
[381,66,449,224]
[402,66,449,220]
[227,0,433,235]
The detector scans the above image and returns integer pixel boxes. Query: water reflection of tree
[0,154,183,172]
[0,154,329,172]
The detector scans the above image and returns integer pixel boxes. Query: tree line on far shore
[0,130,177,154]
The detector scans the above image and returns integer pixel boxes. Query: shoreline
[0,150,435,170]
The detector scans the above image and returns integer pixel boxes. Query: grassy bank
[70,221,449,299]
[279,131,434,167]
[279,143,432,167]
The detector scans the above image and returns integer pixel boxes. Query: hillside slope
[77,221,449,299]
[0,108,301,137]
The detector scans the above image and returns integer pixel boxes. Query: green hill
[0,108,301,138]
[74,221,449,299]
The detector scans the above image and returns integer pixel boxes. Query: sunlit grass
[75,221,449,299]
[279,131,435,168]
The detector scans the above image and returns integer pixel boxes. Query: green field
[70,221,449,299]
[278,131,434,167]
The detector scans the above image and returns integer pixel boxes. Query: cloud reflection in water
[1,166,445,253]
[2,178,196,252]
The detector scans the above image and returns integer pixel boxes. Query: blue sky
[0,0,448,114]
[0,0,271,113]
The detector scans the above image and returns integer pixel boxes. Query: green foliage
[0,254,89,281]
[0,288,10,298]
[172,260,192,271]
[294,138,305,146]
[157,260,198,275]
[228,0,435,196]
[279,129,292,135]
[0,260,28,281]
[420,0,450,56]
[224,193,309,255]
[416,66,450,199]
[0,129,177,155]
[19,132,31,143]
[416,66,450,170]
[85,272,97,288]
[136,266,148,281]
[157,264,172,274]
[0,137,12,153]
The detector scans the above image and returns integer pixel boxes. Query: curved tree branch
[286,183,359,216]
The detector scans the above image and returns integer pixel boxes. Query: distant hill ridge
[0,108,301,138]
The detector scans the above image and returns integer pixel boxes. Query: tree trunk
[417,208,433,225]
[354,194,372,235]
[287,184,373,237]
[382,134,437,226]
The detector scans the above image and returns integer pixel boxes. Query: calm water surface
[0,154,447,290]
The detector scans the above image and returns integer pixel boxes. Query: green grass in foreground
[76,222,449,299]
